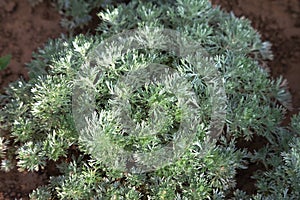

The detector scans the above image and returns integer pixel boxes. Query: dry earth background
[0,0,299,199]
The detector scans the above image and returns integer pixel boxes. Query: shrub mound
[0,0,299,199]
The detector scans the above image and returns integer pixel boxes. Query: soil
[0,0,299,199]
[0,0,65,92]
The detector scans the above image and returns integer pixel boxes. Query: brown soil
[0,0,65,91]
[0,0,299,199]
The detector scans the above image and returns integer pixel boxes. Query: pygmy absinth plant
[0,0,298,199]
[28,0,119,30]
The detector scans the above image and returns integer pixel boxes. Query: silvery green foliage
[28,0,104,29]
[57,0,103,29]
[28,0,44,6]
[97,0,291,141]
[232,114,300,200]
[0,35,97,172]
[0,0,297,199]
[248,114,300,199]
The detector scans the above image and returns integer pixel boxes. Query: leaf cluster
[0,0,298,199]
[28,0,105,29]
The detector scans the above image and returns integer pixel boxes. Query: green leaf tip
[0,54,12,70]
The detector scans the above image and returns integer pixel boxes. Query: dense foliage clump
[0,0,298,199]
